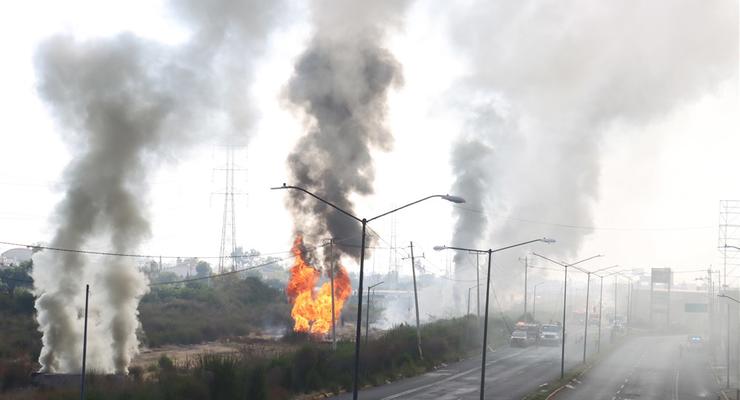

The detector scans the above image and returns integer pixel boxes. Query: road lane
[330,328,598,400]
[556,335,719,400]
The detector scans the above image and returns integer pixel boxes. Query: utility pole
[524,256,528,318]
[725,242,729,390]
[561,265,568,379]
[80,284,89,400]
[329,239,336,351]
[708,269,713,351]
[598,275,604,352]
[476,253,480,319]
[365,286,371,345]
[532,282,545,322]
[583,272,591,364]
[627,278,633,328]
[614,275,618,331]
[409,242,423,360]
[365,282,384,345]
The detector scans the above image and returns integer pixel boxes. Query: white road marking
[673,368,680,400]
[380,349,528,400]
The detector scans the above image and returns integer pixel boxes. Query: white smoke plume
[32,0,283,373]
[447,0,738,289]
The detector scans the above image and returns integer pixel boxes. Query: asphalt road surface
[556,335,720,400]
[331,329,600,400]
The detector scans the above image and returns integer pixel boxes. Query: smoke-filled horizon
[31,0,284,373]
[285,0,410,267]
[9,0,737,369]
[446,0,738,302]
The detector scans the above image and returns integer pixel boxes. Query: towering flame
[286,236,352,335]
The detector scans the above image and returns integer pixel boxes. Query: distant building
[169,257,199,277]
[1,247,33,268]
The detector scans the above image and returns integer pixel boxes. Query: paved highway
[556,335,720,400]
[331,329,599,400]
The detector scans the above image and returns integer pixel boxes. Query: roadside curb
[544,385,566,400]
[543,364,592,400]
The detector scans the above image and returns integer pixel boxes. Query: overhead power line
[1,253,298,287]
[452,205,714,232]
[150,254,296,286]
[0,240,300,260]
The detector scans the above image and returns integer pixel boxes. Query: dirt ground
[131,334,298,369]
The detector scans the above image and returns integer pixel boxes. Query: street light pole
[723,245,740,390]
[612,274,617,332]
[365,281,384,345]
[616,273,634,330]
[582,272,590,364]
[467,284,481,316]
[436,238,555,400]
[476,253,481,319]
[330,239,336,350]
[561,265,568,377]
[532,253,603,379]
[598,275,604,352]
[80,284,89,400]
[409,242,423,360]
[481,249,494,399]
[720,293,740,389]
[581,265,619,362]
[524,256,528,318]
[273,184,464,400]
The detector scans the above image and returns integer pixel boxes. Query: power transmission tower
[216,146,247,274]
[719,200,740,288]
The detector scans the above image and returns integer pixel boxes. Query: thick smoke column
[447,0,737,287]
[285,0,409,262]
[450,103,516,281]
[32,0,282,373]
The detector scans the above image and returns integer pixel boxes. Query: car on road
[540,323,562,346]
[686,335,704,351]
[510,330,535,347]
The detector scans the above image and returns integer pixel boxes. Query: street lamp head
[441,194,466,204]
[433,245,446,251]
[541,237,556,244]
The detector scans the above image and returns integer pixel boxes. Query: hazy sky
[0,0,738,287]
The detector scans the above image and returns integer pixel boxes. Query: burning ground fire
[286,236,351,335]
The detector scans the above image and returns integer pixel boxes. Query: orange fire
[286,236,352,335]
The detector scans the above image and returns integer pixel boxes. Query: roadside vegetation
[1,260,517,399]
[3,316,513,400]
[0,261,294,394]
[0,262,40,392]
[139,275,292,347]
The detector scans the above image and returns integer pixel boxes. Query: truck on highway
[539,323,562,346]
[510,322,540,347]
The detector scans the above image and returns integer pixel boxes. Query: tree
[0,263,33,295]
[195,261,212,278]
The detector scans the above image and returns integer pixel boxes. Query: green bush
[139,277,292,347]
